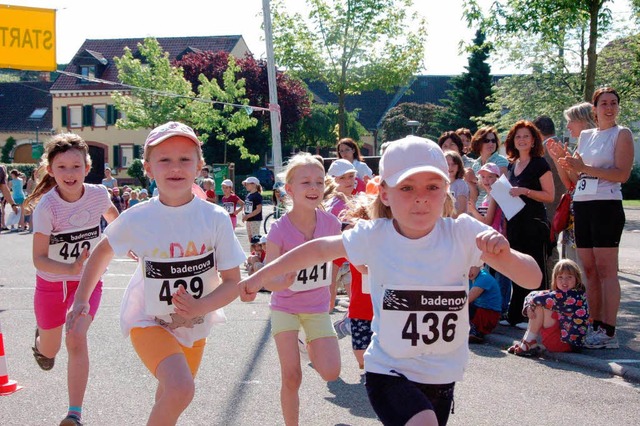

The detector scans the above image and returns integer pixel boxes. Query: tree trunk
[338,89,346,139]
[584,0,601,102]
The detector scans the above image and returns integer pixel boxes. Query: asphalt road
[1,208,639,425]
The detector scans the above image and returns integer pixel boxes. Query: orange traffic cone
[0,321,22,396]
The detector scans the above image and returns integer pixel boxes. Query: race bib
[575,175,598,196]
[143,251,218,316]
[223,202,235,214]
[244,201,253,214]
[289,262,331,292]
[361,274,371,294]
[378,285,468,358]
[48,225,101,264]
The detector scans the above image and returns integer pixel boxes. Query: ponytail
[23,167,56,214]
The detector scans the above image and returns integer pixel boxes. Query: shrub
[622,164,640,200]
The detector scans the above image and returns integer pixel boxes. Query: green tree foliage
[112,38,258,162]
[127,159,148,188]
[463,0,614,101]
[272,0,426,138]
[439,30,493,133]
[1,137,16,163]
[289,103,366,153]
[379,103,445,142]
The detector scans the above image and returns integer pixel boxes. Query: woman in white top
[548,87,634,350]
[336,138,373,182]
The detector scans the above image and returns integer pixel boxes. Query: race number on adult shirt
[378,285,468,358]
[48,225,101,264]
[143,250,218,316]
[575,174,598,196]
[289,262,331,292]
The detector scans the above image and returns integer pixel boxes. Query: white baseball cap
[221,179,233,187]
[243,176,260,185]
[379,136,450,187]
[327,159,357,177]
[145,121,201,148]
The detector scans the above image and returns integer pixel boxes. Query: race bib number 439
[379,286,468,358]
[143,251,218,316]
[48,225,101,264]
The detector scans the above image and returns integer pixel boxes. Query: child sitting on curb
[468,265,502,343]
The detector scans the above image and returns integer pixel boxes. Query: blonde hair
[551,259,585,292]
[563,102,597,129]
[24,133,91,213]
[370,179,453,219]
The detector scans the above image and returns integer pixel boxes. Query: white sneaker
[515,322,529,330]
[333,317,351,339]
[499,320,511,326]
[584,328,619,349]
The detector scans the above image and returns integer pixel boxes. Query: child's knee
[281,369,303,390]
[65,328,88,352]
[163,376,195,407]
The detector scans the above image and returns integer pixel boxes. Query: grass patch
[623,199,640,207]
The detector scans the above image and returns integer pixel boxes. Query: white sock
[523,331,538,343]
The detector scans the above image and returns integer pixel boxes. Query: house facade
[47,36,250,183]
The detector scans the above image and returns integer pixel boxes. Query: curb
[483,333,640,384]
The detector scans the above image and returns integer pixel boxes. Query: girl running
[26,133,119,426]
[256,152,341,426]
[66,122,246,426]
[240,136,541,426]
[220,179,244,228]
[242,176,263,243]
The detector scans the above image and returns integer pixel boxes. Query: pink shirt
[268,209,341,313]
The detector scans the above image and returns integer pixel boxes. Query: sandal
[507,339,541,357]
[32,328,55,371]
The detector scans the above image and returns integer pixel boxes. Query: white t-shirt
[104,196,246,347]
[33,184,112,282]
[343,214,490,384]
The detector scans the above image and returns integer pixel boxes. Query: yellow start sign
[0,5,56,71]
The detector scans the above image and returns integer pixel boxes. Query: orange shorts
[130,326,206,377]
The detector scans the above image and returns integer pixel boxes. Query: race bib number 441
[379,286,468,358]
[143,251,218,316]
[48,225,101,264]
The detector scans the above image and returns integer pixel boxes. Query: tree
[379,103,445,142]
[289,103,366,153]
[272,0,426,138]
[174,51,311,167]
[127,159,148,188]
[112,38,258,163]
[463,0,615,101]
[1,137,16,163]
[439,30,493,133]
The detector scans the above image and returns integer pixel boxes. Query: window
[94,104,107,127]
[69,106,82,128]
[120,145,134,168]
[80,65,95,83]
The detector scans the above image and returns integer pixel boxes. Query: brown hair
[437,131,464,154]
[504,120,544,160]
[551,259,585,292]
[336,138,365,162]
[24,133,91,213]
[470,126,501,157]
[444,150,465,180]
[455,128,472,141]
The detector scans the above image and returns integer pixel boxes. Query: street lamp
[406,120,420,135]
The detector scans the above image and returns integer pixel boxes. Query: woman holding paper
[503,120,555,327]
[547,87,634,349]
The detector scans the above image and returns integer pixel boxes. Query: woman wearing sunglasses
[466,126,509,209]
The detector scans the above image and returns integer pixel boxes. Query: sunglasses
[338,148,353,153]
[482,136,497,143]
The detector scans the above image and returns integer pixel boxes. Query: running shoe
[584,328,619,349]
[333,317,351,340]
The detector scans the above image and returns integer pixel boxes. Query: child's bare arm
[476,230,542,290]
[173,266,242,318]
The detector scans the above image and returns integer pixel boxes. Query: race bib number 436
[379,286,468,358]
[143,251,218,316]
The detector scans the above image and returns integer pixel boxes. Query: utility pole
[262,0,283,178]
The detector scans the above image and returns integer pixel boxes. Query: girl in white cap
[240,136,541,426]
[242,176,263,243]
[220,179,244,228]
[66,122,246,426]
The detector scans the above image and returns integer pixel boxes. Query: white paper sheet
[490,175,525,220]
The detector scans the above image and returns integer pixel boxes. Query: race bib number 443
[379,287,468,358]
[143,251,218,316]
[48,225,101,264]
